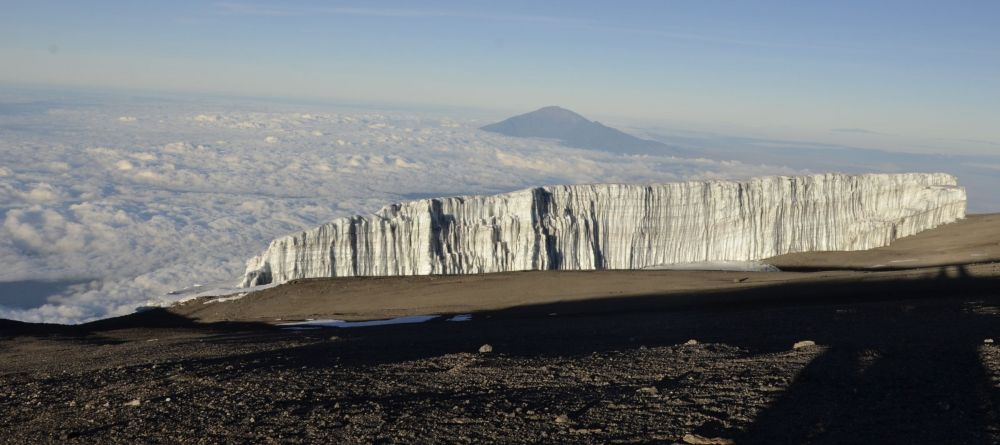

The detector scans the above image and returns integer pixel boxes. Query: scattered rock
[329,336,341,341]
[682,433,735,445]
[554,414,572,424]
[985,338,994,344]
[570,427,603,434]
[684,339,699,346]
[637,386,659,395]
[478,344,493,354]
[793,340,816,350]
[124,399,141,407]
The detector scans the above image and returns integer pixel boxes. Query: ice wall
[241,173,966,286]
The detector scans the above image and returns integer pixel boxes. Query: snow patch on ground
[168,282,279,305]
[644,261,781,272]
[203,294,247,304]
[280,315,441,329]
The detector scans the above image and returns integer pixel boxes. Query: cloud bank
[0,96,802,324]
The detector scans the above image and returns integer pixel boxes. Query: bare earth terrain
[1,215,998,444]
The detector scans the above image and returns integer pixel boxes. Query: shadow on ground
[733,265,1000,444]
[3,265,998,443]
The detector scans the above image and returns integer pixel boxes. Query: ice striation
[241,173,966,287]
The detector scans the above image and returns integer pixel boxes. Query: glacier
[241,173,966,287]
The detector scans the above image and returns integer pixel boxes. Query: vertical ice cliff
[241,173,966,286]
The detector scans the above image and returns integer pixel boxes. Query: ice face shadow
[0,279,92,310]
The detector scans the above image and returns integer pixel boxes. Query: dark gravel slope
[2,269,998,444]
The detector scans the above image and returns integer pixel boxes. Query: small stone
[793,340,816,350]
[478,344,493,354]
[684,339,699,346]
[554,414,572,424]
[985,338,994,344]
[124,399,141,407]
[329,336,341,341]
[682,433,735,445]
[570,427,603,434]
[637,386,659,395]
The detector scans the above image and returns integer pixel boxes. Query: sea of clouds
[0,93,804,324]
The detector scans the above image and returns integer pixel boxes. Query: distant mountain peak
[530,106,589,122]
[481,106,688,157]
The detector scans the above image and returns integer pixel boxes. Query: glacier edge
[240,173,967,287]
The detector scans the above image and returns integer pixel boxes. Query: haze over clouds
[1,1,997,154]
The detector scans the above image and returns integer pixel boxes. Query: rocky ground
[2,268,999,444]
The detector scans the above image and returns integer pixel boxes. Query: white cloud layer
[0,97,802,324]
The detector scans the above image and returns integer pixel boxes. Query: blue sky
[1,1,998,153]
